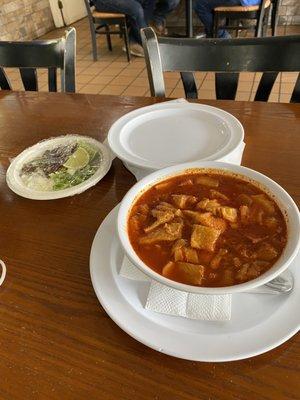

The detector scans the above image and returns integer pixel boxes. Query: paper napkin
[120,256,232,321]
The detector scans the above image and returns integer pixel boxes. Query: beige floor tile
[169,88,186,98]
[281,72,299,83]
[79,84,106,94]
[110,75,136,85]
[194,72,207,80]
[118,68,144,77]
[200,79,215,90]
[281,82,296,94]
[122,86,148,96]
[268,93,280,102]
[164,72,181,79]
[131,77,149,87]
[175,80,184,89]
[237,81,254,92]
[198,90,216,100]
[89,75,114,84]
[164,78,180,87]
[77,60,94,68]
[75,74,94,85]
[239,72,255,82]
[254,72,263,82]
[76,66,91,74]
[91,61,112,68]
[235,92,251,101]
[78,66,103,76]
[130,57,146,64]
[77,53,90,61]
[100,67,125,77]
[270,83,280,94]
[206,72,215,80]
[100,85,128,95]
[165,87,175,97]
[195,72,207,88]
[137,70,149,78]
[279,93,291,103]
[39,85,48,92]
[109,61,131,69]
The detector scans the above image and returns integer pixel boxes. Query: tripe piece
[171,194,197,209]
[183,210,227,232]
[191,224,222,252]
[195,176,219,187]
[162,261,205,285]
[140,222,183,244]
[252,194,275,215]
[219,206,238,223]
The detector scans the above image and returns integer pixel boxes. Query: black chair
[213,0,272,38]
[141,27,300,103]
[84,0,130,62]
[0,28,76,92]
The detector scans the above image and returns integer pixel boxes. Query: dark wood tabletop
[0,90,299,400]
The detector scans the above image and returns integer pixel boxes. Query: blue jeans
[193,0,241,38]
[95,0,156,44]
[152,0,180,26]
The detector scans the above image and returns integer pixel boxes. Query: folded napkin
[120,256,232,321]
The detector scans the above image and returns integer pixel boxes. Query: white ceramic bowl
[117,161,300,295]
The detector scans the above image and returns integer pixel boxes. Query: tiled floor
[4,18,300,102]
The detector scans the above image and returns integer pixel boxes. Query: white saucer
[90,206,300,362]
[107,101,244,176]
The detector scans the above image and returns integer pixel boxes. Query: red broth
[127,172,287,287]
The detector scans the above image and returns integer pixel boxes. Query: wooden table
[0,91,299,400]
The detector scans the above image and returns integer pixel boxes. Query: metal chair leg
[105,24,112,51]
[90,23,98,61]
[123,21,131,62]
[212,13,219,38]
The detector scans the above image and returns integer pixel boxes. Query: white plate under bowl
[90,206,300,362]
[108,102,244,171]
[6,135,112,200]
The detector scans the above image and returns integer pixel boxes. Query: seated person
[193,0,261,38]
[152,0,181,35]
[94,0,156,57]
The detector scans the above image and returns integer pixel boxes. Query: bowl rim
[117,161,300,295]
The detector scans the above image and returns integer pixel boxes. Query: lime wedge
[63,147,89,171]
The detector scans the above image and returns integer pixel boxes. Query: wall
[279,0,300,25]
[0,0,54,41]
[166,0,300,29]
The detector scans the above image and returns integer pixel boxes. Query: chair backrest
[0,27,76,92]
[141,27,300,103]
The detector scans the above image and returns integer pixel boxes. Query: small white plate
[90,206,300,362]
[108,102,244,171]
[6,135,112,200]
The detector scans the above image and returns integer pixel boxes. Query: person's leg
[140,0,157,23]
[152,0,181,27]
[193,0,240,38]
[94,0,147,44]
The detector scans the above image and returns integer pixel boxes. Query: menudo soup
[128,172,287,287]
